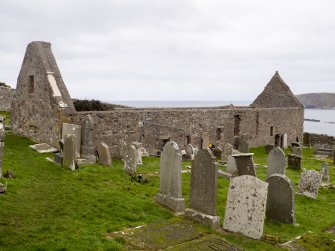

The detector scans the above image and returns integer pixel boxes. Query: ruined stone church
[11,41,304,156]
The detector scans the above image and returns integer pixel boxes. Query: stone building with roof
[10,41,304,156]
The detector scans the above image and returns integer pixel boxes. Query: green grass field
[0,133,334,250]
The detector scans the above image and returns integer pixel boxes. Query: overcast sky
[0,0,335,101]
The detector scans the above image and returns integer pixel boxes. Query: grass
[0,134,334,250]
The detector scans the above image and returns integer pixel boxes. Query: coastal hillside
[296,93,335,109]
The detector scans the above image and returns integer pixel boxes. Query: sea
[110,100,335,137]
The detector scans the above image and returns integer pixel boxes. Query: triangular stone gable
[251,71,303,108]
[11,41,75,147]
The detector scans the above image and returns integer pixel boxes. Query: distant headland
[296,93,335,109]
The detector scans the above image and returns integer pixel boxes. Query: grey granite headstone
[63,134,76,171]
[267,147,286,178]
[287,154,301,170]
[97,142,112,166]
[233,153,256,176]
[80,115,96,163]
[226,155,237,176]
[0,142,4,177]
[185,149,220,228]
[155,141,185,212]
[320,162,330,184]
[124,145,137,176]
[222,143,233,162]
[238,137,249,153]
[62,123,81,158]
[131,141,143,165]
[266,174,296,224]
[298,169,321,199]
[224,175,268,239]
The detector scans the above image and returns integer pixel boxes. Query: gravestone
[0,142,4,177]
[267,147,286,178]
[97,142,112,166]
[185,149,220,228]
[62,123,81,158]
[264,144,275,154]
[63,134,76,171]
[282,134,288,148]
[238,137,249,153]
[29,143,58,153]
[131,141,143,165]
[212,146,222,159]
[298,169,321,199]
[292,146,302,157]
[287,154,301,170]
[226,155,237,176]
[0,122,5,142]
[222,143,233,162]
[185,144,195,160]
[155,141,185,212]
[201,132,210,149]
[119,140,128,160]
[81,115,96,163]
[124,145,137,176]
[266,174,296,224]
[320,162,330,184]
[224,175,268,239]
[233,153,256,176]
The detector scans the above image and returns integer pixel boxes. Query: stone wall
[303,132,335,146]
[0,87,15,112]
[71,106,304,157]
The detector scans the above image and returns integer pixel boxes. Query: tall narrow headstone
[63,134,76,171]
[282,134,288,148]
[298,169,321,199]
[267,147,286,178]
[222,143,233,162]
[124,145,137,176]
[185,149,220,228]
[97,142,112,166]
[266,174,296,224]
[62,123,81,158]
[233,153,256,176]
[201,132,210,149]
[131,141,143,165]
[320,162,330,184]
[224,175,268,239]
[81,115,96,163]
[119,140,128,160]
[155,141,185,212]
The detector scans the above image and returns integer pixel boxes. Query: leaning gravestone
[224,175,268,239]
[80,115,96,163]
[266,174,296,224]
[124,145,137,176]
[298,169,321,199]
[222,143,233,162]
[287,154,301,170]
[155,141,185,212]
[267,147,286,178]
[62,123,81,158]
[320,162,330,184]
[233,153,256,176]
[185,149,220,228]
[97,142,112,166]
[226,155,237,176]
[63,134,76,171]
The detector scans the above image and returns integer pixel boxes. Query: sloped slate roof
[251,71,304,108]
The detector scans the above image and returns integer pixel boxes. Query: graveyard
[0,125,334,250]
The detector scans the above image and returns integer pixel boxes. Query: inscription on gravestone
[298,169,321,199]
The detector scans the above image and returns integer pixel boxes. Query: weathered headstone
[62,123,81,158]
[320,162,330,184]
[238,137,249,153]
[264,144,275,154]
[185,149,220,228]
[287,154,301,170]
[124,145,137,176]
[222,143,233,162]
[185,144,195,160]
[266,174,296,224]
[97,142,112,166]
[224,175,268,239]
[233,153,256,176]
[80,115,96,163]
[226,155,237,176]
[119,140,128,160]
[29,143,58,153]
[155,141,185,212]
[282,134,288,148]
[63,134,76,171]
[292,146,302,157]
[0,122,5,142]
[298,169,321,199]
[267,147,286,178]
[0,142,4,177]
[131,141,143,165]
